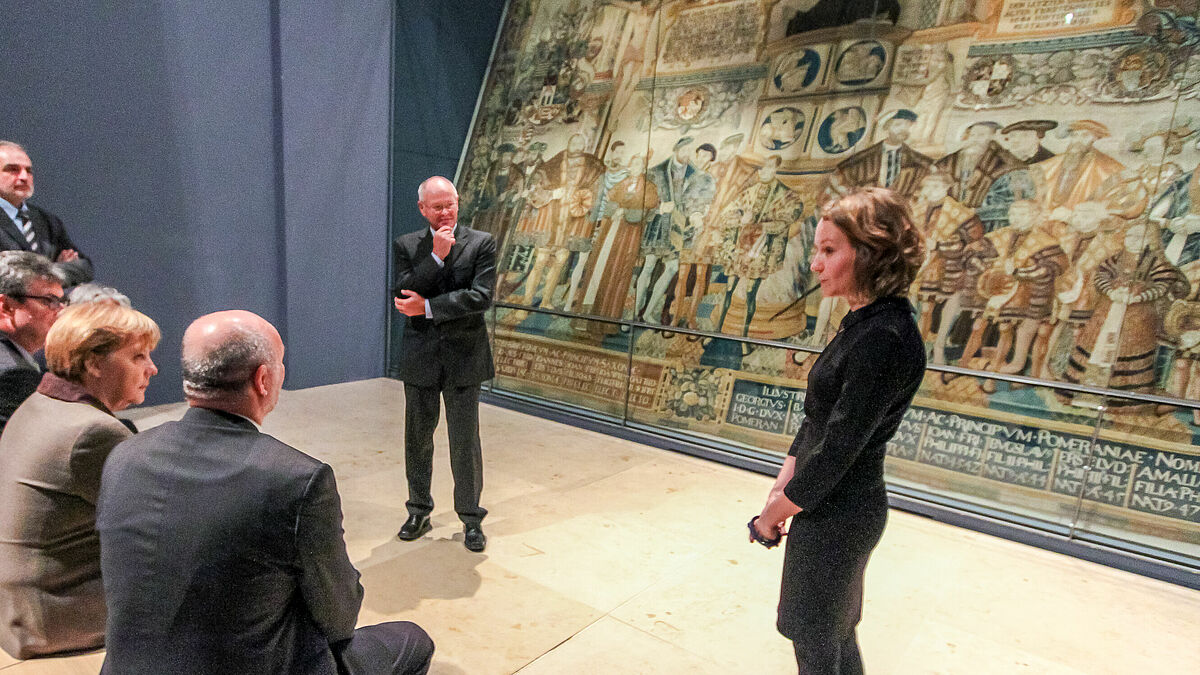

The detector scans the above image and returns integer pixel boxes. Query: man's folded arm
[392,238,442,297]
[45,211,94,285]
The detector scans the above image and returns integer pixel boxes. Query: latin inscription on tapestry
[891,45,936,86]
[997,0,1121,34]
[1051,438,1140,507]
[725,379,805,436]
[493,334,662,411]
[660,0,762,70]
[1130,449,1200,522]
[884,405,1200,523]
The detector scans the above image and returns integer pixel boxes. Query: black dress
[777,297,926,646]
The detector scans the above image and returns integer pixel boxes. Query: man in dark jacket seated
[0,250,63,432]
[97,310,434,674]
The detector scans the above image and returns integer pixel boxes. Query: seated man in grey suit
[97,310,434,674]
[0,250,64,431]
[0,142,93,286]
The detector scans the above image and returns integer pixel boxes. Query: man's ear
[252,363,272,397]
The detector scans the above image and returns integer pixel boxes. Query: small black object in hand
[748,516,782,548]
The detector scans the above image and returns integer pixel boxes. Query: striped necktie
[15,209,38,251]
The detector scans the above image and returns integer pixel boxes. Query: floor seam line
[509,609,614,674]
[510,579,663,673]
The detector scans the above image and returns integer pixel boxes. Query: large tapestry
[455,0,1200,559]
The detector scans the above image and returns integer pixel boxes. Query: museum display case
[391,0,1200,579]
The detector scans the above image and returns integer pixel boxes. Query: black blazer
[96,407,363,675]
[0,203,93,286]
[0,336,41,432]
[392,224,496,388]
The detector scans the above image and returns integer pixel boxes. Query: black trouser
[337,621,434,675]
[793,629,863,675]
[403,382,486,526]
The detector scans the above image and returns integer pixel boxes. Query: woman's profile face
[811,218,857,300]
[87,340,158,412]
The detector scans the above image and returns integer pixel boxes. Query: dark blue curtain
[0,1,503,403]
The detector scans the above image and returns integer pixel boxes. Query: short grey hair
[182,323,274,401]
[0,140,26,153]
[0,251,62,297]
[67,283,131,307]
[417,176,458,201]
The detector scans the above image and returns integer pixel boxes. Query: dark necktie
[15,209,38,251]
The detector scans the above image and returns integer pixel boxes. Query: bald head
[181,310,285,421]
[417,176,459,230]
[417,176,457,202]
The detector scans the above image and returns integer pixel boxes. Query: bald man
[393,176,495,552]
[97,311,433,675]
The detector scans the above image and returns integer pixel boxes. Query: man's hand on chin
[432,224,455,259]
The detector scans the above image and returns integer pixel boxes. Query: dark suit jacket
[96,407,363,675]
[0,335,41,432]
[393,224,496,388]
[0,202,93,286]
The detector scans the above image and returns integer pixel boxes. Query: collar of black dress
[839,295,913,331]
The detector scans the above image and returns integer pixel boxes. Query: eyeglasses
[13,294,66,309]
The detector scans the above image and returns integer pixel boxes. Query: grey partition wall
[1,1,400,403]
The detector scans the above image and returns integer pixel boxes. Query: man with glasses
[392,176,495,552]
[0,251,64,431]
[0,141,93,287]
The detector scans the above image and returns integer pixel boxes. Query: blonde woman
[0,302,159,658]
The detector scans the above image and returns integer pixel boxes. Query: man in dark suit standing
[97,310,434,675]
[0,251,64,431]
[393,176,495,552]
[0,142,93,286]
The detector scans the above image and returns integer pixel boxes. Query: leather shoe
[463,524,487,552]
[397,515,431,541]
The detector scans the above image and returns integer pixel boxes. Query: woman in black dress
[752,187,926,674]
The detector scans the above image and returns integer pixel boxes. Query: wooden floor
[3,378,1198,673]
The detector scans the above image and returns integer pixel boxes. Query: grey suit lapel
[0,209,32,251]
[0,335,38,371]
[444,226,470,269]
[413,228,434,259]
